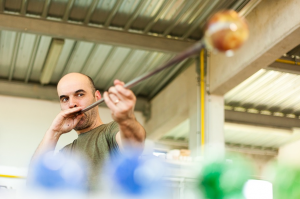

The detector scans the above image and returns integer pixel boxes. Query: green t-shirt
[60,121,120,190]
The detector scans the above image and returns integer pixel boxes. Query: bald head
[56,73,102,132]
[57,73,96,98]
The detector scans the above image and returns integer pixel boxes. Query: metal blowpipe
[81,41,203,112]
[81,10,249,113]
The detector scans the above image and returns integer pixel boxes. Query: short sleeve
[104,121,120,157]
[59,142,73,156]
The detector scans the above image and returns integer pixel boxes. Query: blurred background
[0,0,300,198]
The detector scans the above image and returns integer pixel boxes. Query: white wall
[0,95,145,169]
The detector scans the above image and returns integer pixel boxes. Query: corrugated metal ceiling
[0,31,182,97]
[0,0,251,100]
[225,69,300,117]
[3,0,249,40]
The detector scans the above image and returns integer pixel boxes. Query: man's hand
[104,80,145,151]
[49,107,84,135]
[103,80,136,124]
[31,107,83,161]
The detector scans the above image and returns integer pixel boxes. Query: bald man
[31,73,145,189]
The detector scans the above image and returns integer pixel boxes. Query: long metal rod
[81,40,204,113]
[103,49,136,90]
[148,58,191,98]
[134,54,172,96]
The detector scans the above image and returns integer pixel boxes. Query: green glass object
[196,157,252,199]
[273,163,300,199]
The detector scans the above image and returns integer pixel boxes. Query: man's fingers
[73,113,84,124]
[66,106,82,113]
[108,86,121,100]
[108,92,119,103]
[75,112,84,118]
[61,107,82,118]
[115,85,134,99]
[114,79,125,86]
[104,92,118,110]
[108,85,134,102]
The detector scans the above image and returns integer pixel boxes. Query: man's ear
[95,90,101,100]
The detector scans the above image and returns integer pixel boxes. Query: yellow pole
[200,49,205,154]
[276,59,300,65]
[0,174,25,179]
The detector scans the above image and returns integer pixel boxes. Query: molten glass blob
[204,10,249,52]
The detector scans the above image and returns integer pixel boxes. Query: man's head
[57,73,101,131]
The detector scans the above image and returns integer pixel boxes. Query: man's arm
[31,107,84,160]
[104,80,146,151]
[115,117,146,151]
[32,129,61,160]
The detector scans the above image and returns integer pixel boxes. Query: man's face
[57,74,100,131]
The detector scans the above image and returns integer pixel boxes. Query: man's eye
[78,93,84,97]
[62,98,68,102]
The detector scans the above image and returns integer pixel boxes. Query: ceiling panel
[5,0,22,12]
[30,35,52,82]
[223,123,299,148]
[27,0,45,15]
[93,46,132,87]
[50,39,76,83]
[107,50,149,89]
[69,0,93,21]
[0,31,16,77]
[225,69,300,116]
[14,33,36,80]
[62,41,95,75]
[133,53,173,95]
